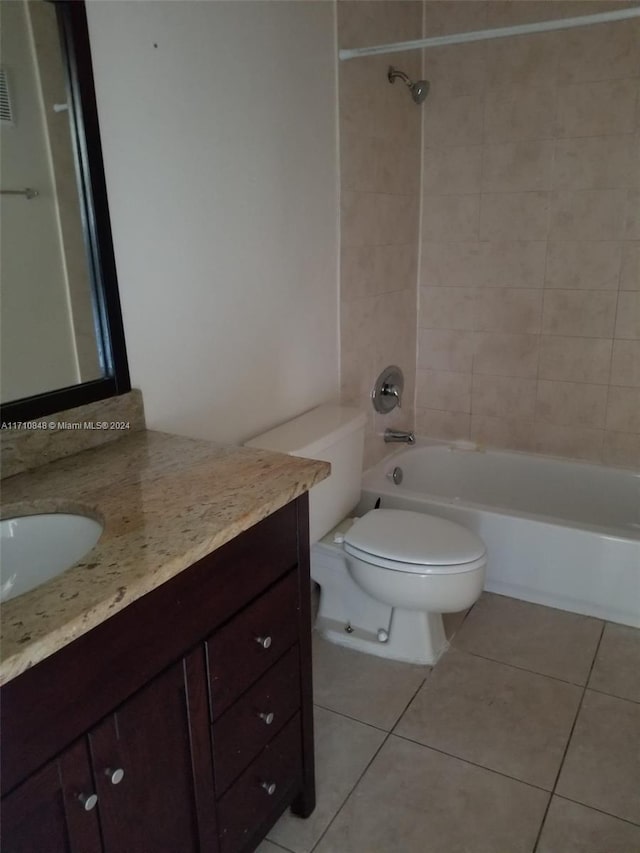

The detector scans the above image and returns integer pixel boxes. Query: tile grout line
[390,730,555,795]
[453,644,599,689]
[531,619,607,853]
[552,792,640,829]
[307,675,429,853]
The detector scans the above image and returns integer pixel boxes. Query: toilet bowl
[245,404,487,666]
[311,509,486,665]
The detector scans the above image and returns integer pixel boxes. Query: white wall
[86,0,340,444]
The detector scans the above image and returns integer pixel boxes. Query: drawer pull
[258,711,275,725]
[104,767,125,785]
[254,635,272,649]
[77,792,98,811]
[260,781,277,796]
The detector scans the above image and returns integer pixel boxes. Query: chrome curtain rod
[339,5,640,61]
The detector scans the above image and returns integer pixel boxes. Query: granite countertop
[0,430,329,685]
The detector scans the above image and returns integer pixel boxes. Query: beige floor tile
[537,796,640,853]
[556,690,640,824]
[255,842,293,853]
[312,633,427,730]
[453,593,603,684]
[395,648,581,789]
[314,736,548,853]
[267,706,386,853]
[588,622,640,704]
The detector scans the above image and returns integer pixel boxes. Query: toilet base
[315,607,448,666]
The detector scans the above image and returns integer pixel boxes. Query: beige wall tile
[425,42,487,99]
[555,20,640,85]
[485,1,566,27]
[479,192,550,241]
[549,190,626,241]
[472,374,537,419]
[341,132,378,193]
[603,430,640,468]
[417,369,471,413]
[421,242,485,288]
[470,414,535,451]
[376,194,420,245]
[484,84,557,142]
[538,336,613,384]
[415,408,471,440]
[424,1,487,36]
[376,137,421,195]
[341,191,378,247]
[419,286,476,330]
[338,0,422,49]
[606,386,640,433]
[615,291,640,339]
[341,296,379,353]
[624,189,640,240]
[422,194,480,241]
[375,244,418,295]
[423,145,483,195]
[482,140,554,192]
[421,241,546,289]
[481,241,547,288]
[417,328,475,372]
[611,340,640,387]
[475,289,543,334]
[620,242,640,291]
[473,332,539,377]
[553,136,636,191]
[545,241,622,290]
[423,94,485,147]
[536,380,608,428]
[556,79,637,137]
[534,422,604,462]
[341,246,377,303]
[542,290,617,338]
[485,32,559,89]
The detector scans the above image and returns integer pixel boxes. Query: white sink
[0,513,104,603]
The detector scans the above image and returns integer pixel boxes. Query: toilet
[246,404,487,665]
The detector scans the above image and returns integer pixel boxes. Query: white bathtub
[357,441,640,628]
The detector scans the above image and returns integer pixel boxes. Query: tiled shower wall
[339,0,639,470]
[338,1,422,468]
[416,1,640,467]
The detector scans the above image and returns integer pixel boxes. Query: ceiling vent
[0,68,14,125]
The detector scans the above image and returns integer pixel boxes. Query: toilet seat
[343,508,486,575]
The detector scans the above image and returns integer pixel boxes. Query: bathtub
[357,440,640,628]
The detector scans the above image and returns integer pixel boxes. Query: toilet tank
[245,404,366,543]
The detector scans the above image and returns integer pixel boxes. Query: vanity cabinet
[1,496,314,853]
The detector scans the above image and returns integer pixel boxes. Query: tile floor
[257,592,640,853]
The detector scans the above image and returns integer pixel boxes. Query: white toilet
[246,404,487,665]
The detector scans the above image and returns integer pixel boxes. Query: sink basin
[0,513,104,603]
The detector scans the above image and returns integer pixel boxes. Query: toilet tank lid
[345,509,486,566]
[244,404,366,458]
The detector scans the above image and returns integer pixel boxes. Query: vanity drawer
[217,713,302,853]
[207,570,299,719]
[213,644,300,796]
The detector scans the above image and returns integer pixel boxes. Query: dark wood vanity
[1,496,315,853]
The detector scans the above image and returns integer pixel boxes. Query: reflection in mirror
[0,0,129,419]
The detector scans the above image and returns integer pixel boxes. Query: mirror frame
[1,0,130,423]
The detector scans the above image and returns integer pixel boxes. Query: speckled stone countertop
[0,430,329,685]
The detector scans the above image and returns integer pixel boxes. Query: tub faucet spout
[384,428,415,444]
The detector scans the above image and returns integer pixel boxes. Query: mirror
[0,0,129,421]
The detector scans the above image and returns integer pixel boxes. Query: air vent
[0,68,14,125]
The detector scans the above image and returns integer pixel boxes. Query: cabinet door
[88,653,217,853]
[1,739,102,853]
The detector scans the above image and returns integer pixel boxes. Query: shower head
[387,65,430,105]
